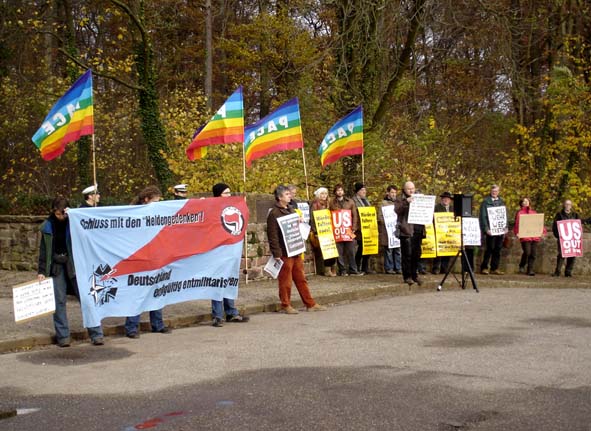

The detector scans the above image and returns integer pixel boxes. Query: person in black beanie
[210,182,249,326]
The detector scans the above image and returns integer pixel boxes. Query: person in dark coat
[552,199,580,277]
[38,197,104,347]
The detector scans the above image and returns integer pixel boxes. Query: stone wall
[2,211,590,277]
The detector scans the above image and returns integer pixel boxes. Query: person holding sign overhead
[267,185,326,314]
[479,184,507,275]
[513,197,546,276]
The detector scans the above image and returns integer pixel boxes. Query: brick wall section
[1,212,590,276]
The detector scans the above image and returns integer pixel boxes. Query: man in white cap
[81,185,100,208]
[173,184,188,200]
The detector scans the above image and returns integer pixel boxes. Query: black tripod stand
[436,217,478,292]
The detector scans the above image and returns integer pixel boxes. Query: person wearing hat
[210,182,249,326]
[351,182,375,274]
[432,191,454,274]
[173,184,188,200]
[80,185,100,208]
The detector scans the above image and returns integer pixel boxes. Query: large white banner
[68,197,248,328]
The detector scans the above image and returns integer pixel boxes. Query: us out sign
[557,219,583,258]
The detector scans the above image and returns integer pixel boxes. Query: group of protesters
[37,181,586,348]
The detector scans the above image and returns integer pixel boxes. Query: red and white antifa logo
[221,206,245,236]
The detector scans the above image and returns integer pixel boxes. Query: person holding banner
[125,186,172,338]
[210,183,250,326]
[479,185,507,275]
[352,182,376,274]
[552,199,583,277]
[310,187,337,276]
[395,181,425,286]
[432,191,454,274]
[267,185,326,314]
[329,184,363,276]
[378,185,402,274]
[38,197,104,347]
[513,197,546,276]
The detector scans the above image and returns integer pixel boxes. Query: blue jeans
[125,309,164,335]
[53,268,103,342]
[211,299,239,320]
[383,247,401,272]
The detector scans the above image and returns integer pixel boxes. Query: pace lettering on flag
[244,98,303,167]
[318,106,363,167]
[186,86,245,160]
[32,69,94,161]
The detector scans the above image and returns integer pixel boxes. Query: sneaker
[126,332,140,339]
[481,269,489,275]
[349,271,365,276]
[413,277,424,286]
[527,271,535,276]
[280,306,299,314]
[404,278,414,286]
[419,269,428,275]
[365,269,377,275]
[338,272,349,277]
[57,337,71,348]
[385,269,396,274]
[395,270,402,274]
[91,337,104,346]
[518,266,526,274]
[227,314,250,323]
[153,327,172,334]
[212,317,224,327]
[491,269,504,275]
[307,304,327,312]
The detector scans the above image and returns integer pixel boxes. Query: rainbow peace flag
[32,69,94,161]
[186,87,244,161]
[318,106,363,167]
[244,98,303,167]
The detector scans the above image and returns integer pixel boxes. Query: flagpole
[92,134,98,195]
[301,147,310,201]
[361,152,365,184]
[242,143,249,285]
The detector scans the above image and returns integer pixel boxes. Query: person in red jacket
[513,197,546,276]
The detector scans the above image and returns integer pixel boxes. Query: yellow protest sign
[421,223,437,258]
[357,206,379,255]
[434,212,461,256]
[312,209,339,259]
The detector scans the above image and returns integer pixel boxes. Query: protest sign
[277,212,307,257]
[331,209,355,242]
[13,278,55,323]
[408,194,436,225]
[434,212,461,256]
[297,202,310,224]
[517,214,545,238]
[462,217,481,246]
[68,197,248,328]
[381,205,400,248]
[487,205,507,236]
[313,209,339,259]
[557,219,583,258]
[357,207,379,255]
[421,223,437,258]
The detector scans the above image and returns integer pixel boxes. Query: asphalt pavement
[0,269,588,354]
